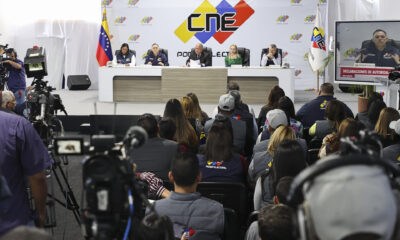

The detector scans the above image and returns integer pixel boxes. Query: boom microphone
[123,126,148,149]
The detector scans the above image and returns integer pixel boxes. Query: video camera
[55,126,150,240]
[388,66,400,83]
[0,44,11,90]
[23,46,67,143]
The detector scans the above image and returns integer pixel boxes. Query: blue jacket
[116,52,134,64]
[296,95,354,128]
[361,42,400,68]
[145,52,169,66]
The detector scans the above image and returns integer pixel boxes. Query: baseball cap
[303,161,397,240]
[266,109,288,129]
[389,119,400,135]
[218,94,235,111]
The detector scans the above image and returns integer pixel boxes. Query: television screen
[335,20,400,84]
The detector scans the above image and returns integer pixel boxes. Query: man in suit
[129,113,179,181]
[186,43,212,67]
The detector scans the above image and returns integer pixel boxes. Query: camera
[55,126,150,240]
[0,44,11,90]
[388,66,400,82]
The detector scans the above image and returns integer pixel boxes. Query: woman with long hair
[186,92,209,124]
[225,44,242,67]
[375,107,400,148]
[319,118,365,158]
[197,122,246,183]
[253,139,306,210]
[248,125,296,182]
[257,86,285,131]
[163,99,199,152]
[180,96,203,136]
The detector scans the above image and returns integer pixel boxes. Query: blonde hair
[180,96,201,120]
[229,44,239,60]
[267,125,296,156]
[374,107,400,140]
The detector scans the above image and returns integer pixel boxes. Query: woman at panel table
[261,44,281,66]
[225,44,242,67]
[113,43,136,67]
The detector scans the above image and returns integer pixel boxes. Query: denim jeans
[13,89,26,105]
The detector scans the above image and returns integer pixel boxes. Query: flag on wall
[308,6,327,72]
[96,8,113,66]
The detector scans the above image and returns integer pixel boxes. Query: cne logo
[141,16,153,24]
[291,0,302,4]
[141,52,147,59]
[102,0,113,7]
[295,69,302,76]
[304,15,316,23]
[114,17,127,24]
[290,33,303,41]
[343,48,361,58]
[320,99,328,109]
[128,0,139,7]
[282,51,288,59]
[276,15,289,23]
[303,52,309,60]
[128,34,140,42]
[319,0,327,4]
[175,0,255,44]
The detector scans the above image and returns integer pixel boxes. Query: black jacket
[186,50,212,67]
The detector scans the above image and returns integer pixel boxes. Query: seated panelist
[186,43,212,67]
[261,44,282,66]
[113,43,136,66]
[144,43,169,66]
[225,44,242,67]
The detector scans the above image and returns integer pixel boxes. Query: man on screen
[360,29,400,68]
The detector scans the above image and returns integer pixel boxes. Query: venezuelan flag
[96,8,113,66]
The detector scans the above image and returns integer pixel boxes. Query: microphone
[123,126,148,149]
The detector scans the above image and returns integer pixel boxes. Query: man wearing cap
[383,119,400,163]
[204,94,248,156]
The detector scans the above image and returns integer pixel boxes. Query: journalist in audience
[151,152,224,240]
[296,83,353,128]
[163,99,199,152]
[318,118,365,159]
[258,204,294,240]
[383,119,400,163]
[253,140,306,210]
[129,113,179,181]
[248,125,296,182]
[374,107,400,148]
[309,99,347,140]
[368,99,387,127]
[186,92,209,125]
[198,122,246,183]
[133,213,174,240]
[158,117,176,141]
[355,92,383,130]
[257,86,285,131]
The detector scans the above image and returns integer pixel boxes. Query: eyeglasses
[374,35,386,39]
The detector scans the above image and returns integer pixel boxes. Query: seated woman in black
[197,120,246,183]
[113,43,135,66]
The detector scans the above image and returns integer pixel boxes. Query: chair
[260,48,283,66]
[115,49,136,57]
[223,208,240,240]
[146,48,168,60]
[190,47,212,66]
[197,182,248,224]
[237,47,250,66]
[307,148,320,165]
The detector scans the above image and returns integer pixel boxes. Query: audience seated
[151,152,224,240]
[257,204,294,240]
[248,125,296,182]
[318,118,365,159]
[197,121,246,183]
[309,99,347,140]
[374,107,400,148]
[180,96,204,137]
[0,90,16,114]
[133,213,175,240]
[257,86,285,131]
[163,99,199,152]
[129,114,179,181]
[355,92,383,130]
[253,140,306,210]
[205,94,247,156]
[383,119,400,163]
[296,83,354,128]
[186,92,209,125]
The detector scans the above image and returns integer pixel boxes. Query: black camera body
[0,44,11,90]
[389,66,400,82]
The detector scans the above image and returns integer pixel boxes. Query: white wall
[379,0,400,19]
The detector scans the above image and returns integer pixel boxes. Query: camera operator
[0,111,53,237]
[2,48,26,105]
[0,45,5,55]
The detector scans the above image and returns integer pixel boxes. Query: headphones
[287,131,400,240]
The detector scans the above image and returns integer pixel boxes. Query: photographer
[0,111,53,237]
[2,49,26,105]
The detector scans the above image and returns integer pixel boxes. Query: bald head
[195,43,203,55]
